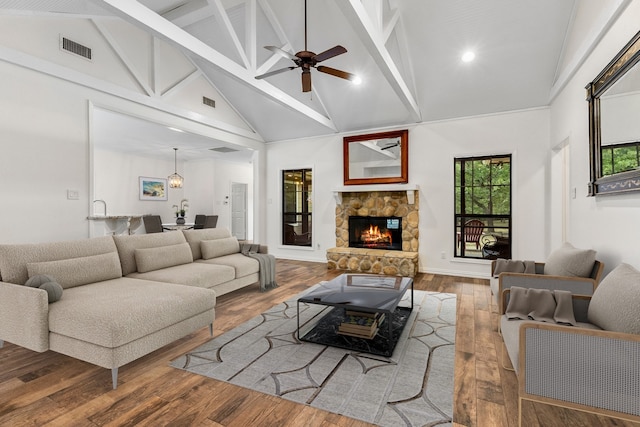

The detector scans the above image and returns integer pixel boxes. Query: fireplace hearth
[349,216,402,251]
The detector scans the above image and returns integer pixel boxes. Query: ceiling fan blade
[316,65,357,81]
[264,45,297,61]
[302,70,312,92]
[312,45,347,63]
[255,67,297,80]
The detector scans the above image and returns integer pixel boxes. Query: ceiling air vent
[210,147,239,153]
[60,36,92,60]
[202,96,216,108]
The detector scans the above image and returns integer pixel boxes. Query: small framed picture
[139,177,168,201]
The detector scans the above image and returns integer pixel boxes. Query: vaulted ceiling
[0,0,630,150]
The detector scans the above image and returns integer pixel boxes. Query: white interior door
[231,182,247,240]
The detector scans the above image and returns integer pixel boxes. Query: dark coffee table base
[299,306,412,357]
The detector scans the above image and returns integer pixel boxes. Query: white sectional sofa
[0,228,266,389]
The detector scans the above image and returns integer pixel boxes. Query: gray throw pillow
[39,281,63,303]
[588,263,640,334]
[25,274,57,288]
[543,242,596,277]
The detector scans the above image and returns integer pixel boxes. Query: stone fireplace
[327,187,419,277]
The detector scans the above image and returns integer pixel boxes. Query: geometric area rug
[170,285,456,426]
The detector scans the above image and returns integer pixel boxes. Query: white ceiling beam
[161,69,201,98]
[92,19,154,97]
[98,0,337,131]
[337,0,421,122]
[160,0,213,28]
[245,0,257,71]
[382,9,400,44]
[0,44,262,143]
[209,0,250,69]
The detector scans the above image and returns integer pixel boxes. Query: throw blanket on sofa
[493,258,536,277]
[241,244,277,291]
[506,286,576,326]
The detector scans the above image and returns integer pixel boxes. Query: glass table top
[299,274,413,312]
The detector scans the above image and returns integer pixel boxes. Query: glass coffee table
[297,274,413,357]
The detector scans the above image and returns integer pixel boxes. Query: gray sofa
[499,263,640,424]
[0,228,266,389]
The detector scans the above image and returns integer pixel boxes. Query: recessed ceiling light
[461,51,475,63]
[352,76,362,85]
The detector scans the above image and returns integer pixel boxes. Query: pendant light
[168,147,184,188]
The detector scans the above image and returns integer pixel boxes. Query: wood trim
[343,129,409,185]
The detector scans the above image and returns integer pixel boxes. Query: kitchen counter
[87,215,148,236]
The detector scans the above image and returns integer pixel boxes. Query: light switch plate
[67,189,79,200]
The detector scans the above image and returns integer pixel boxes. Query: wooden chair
[458,219,484,249]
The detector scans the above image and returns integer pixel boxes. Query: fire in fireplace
[348,216,402,251]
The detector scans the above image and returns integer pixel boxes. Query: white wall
[266,107,550,277]
[93,148,187,221]
[211,159,254,238]
[550,0,640,275]
[0,15,261,244]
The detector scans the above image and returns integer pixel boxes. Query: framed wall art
[139,176,168,201]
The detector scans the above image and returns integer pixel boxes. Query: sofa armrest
[519,322,640,422]
[0,281,49,352]
[498,272,596,313]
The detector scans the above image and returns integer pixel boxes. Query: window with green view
[601,141,640,176]
[454,155,512,259]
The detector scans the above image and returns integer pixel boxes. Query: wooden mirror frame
[343,129,409,185]
[586,30,640,196]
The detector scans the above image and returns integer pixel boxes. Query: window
[282,168,312,247]
[454,155,511,259]
[601,141,640,176]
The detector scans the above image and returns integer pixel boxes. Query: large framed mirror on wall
[587,30,640,196]
[343,129,408,185]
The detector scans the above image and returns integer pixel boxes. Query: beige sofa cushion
[134,243,193,273]
[26,252,122,289]
[588,263,640,334]
[198,253,259,278]
[182,228,233,260]
[127,262,236,289]
[113,232,187,275]
[48,277,216,348]
[201,237,239,259]
[0,236,117,285]
[543,242,596,277]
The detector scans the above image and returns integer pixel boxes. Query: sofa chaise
[0,228,267,389]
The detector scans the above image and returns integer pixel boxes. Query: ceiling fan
[380,142,400,151]
[255,0,357,92]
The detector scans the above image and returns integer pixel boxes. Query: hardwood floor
[0,259,637,426]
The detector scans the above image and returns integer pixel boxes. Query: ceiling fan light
[352,76,362,85]
[461,51,476,63]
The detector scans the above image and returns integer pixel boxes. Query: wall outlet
[67,189,79,200]
[441,251,446,259]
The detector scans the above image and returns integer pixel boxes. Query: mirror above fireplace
[343,129,408,185]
